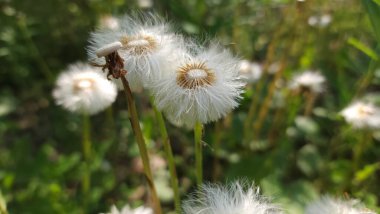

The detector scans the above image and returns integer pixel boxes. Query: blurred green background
[1,0,380,213]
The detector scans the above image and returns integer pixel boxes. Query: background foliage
[1,0,380,213]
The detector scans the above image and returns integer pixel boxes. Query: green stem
[150,98,181,214]
[194,122,203,187]
[82,114,91,196]
[120,76,162,214]
[353,131,373,171]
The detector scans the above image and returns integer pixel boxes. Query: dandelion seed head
[150,43,245,127]
[52,63,117,115]
[182,181,283,214]
[305,196,375,214]
[341,101,380,129]
[88,13,182,90]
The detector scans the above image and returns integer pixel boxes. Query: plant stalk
[194,121,203,187]
[120,76,162,214]
[150,98,181,214]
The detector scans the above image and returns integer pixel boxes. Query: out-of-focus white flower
[268,62,280,74]
[137,0,153,8]
[320,14,332,27]
[182,181,282,214]
[289,71,326,93]
[102,205,153,214]
[99,15,120,30]
[150,43,245,127]
[53,63,117,115]
[238,60,262,83]
[88,13,182,90]
[305,196,375,214]
[341,101,380,129]
[308,14,332,28]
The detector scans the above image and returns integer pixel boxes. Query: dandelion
[88,13,181,90]
[52,62,117,115]
[341,101,380,129]
[238,60,262,83]
[151,42,245,127]
[289,71,326,94]
[102,205,153,214]
[305,196,375,214]
[150,42,244,186]
[182,181,282,214]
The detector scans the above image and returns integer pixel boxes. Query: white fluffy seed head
[101,205,153,214]
[305,196,375,214]
[341,101,380,129]
[289,71,326,93]
[182,181,283,214]
[149,42,245,127]
[88,13,182,91]
[52,62,117,115]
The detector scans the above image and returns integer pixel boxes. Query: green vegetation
[1,0,380,213]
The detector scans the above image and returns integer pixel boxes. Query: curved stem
[150,98,181,214]
[194,122,203,187]
[120,76,162,214]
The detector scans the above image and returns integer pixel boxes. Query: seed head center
[74,79,93,91]
[120,35,157,55]
[186,69,208,80]
[176,62,216,89]
[127,39,150,47]
[358,105,374,117]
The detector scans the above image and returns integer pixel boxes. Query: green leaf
[372,0,380,6]
[348,37,379,60]
[362,0,380,43]
[354,163,380,183]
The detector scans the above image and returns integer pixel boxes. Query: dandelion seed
[305,196,375,214]
[341,101,380,129]
[289,71,326,93]
[150,42,245,127]
[102,205,153,214]
[182,181,283,214]
[88,13,182,90]
[52,62,117,115]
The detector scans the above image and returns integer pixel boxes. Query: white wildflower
[182,181,282,214]
[289,71,326,93]
[102,205,153,214]
[320,14,332,27]
[88,13,181,90]
[52,63,117,115]
[137,0,153,8]
[99,15,120,30]
[341,101,380,129]
[150,42,245,127]
[305,196,375,214]
[238,60,262,83]
[308,14,332,28]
